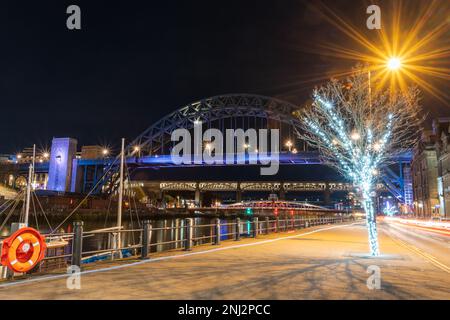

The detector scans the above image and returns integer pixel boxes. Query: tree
[295,67,422,256]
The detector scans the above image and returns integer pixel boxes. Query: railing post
[265,217,270,235]
[184,218,193,251]
[275,216,279,233]
[141,220,151,259]
[214,218,221,245]
[235,217,241,241]
[71,221,83,268]
[253,217,259,238]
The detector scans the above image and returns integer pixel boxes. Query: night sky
[1,0,448,154]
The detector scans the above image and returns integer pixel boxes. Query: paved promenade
[1,221,449,299]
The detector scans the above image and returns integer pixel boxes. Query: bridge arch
[127,94,304,156]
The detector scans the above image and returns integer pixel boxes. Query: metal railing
[30,215,356,273]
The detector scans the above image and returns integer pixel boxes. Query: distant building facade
[411,130,440,218]
[433,118,450,219]
[81,146,105,160]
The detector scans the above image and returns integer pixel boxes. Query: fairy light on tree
[296,66,422,256]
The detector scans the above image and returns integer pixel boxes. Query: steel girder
[126,94,302,156]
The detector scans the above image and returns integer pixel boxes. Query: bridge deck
[0,221,448,299]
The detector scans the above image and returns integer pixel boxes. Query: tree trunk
[363,194,380,256]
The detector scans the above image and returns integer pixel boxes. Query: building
[411,130,440,218]
[47,138,78,192]
[433,118,450,219]
[81,146,106,160]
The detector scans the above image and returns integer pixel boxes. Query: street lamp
[285,140,293,152]
[387,57,402,71]
[133,146,141,158]
[350,131,360,140]
[102,149,109,157]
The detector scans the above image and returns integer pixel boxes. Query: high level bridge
[6,94,412,207]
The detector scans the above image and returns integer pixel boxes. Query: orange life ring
[1,227,46,273]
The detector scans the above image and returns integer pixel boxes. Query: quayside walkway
[0,221,449,299]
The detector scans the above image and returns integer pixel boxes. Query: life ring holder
[1,227,47,273]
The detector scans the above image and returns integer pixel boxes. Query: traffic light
[246,207,253,215]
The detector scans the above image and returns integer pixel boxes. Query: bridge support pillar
[195,183,202,207]
[141,220,151,259]
[236,182,242,203]
[324,183,331,206]
[279,183,286,200]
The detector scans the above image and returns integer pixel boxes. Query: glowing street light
[102,149,109,156]
[372,142,381,152]
[205,143,212,155]
[350,131,360,140]
[285,140,293,152]
[387,57,402,71]
[43,152,49,159]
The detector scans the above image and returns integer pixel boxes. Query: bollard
[235,217,241,241]
[214,218,221,245]
[253,217,259,238]
[275,216,279,233]
[184,218,193,251]
[265,217,270,235]
[71,221,83,268]
[141,220,151,259]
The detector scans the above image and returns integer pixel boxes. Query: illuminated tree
[296,67,422,256]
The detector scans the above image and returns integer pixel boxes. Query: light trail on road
[382,220,450,274]
[383,217,450,237]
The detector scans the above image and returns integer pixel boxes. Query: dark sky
[1,0,448,154]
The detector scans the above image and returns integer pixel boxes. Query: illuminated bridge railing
[157,182,386,192]
[224,201,331,210]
